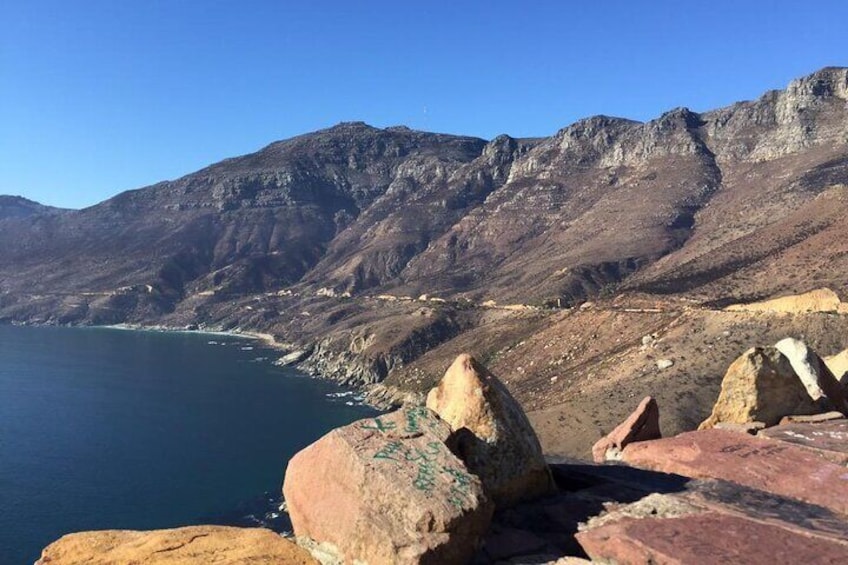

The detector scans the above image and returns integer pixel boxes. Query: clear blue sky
[2,1,846,209]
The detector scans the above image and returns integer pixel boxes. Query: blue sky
[2,1,846,209]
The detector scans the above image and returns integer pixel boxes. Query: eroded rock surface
[36,525,316,565]
[426,354,554,507]
[282,406,492,565]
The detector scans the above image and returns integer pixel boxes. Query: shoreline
[99,323,285,349]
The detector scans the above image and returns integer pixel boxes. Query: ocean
[0,324,376,564]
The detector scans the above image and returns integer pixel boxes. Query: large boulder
[774,338,848,415]
[426,354,554,507]
[36,525,316,564]
[282,406,493,565]
[591,396,661,462]
[699,347,823,429]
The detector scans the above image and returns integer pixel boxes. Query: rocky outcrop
[35,525,316,565]
[426,354,554,507]
[282,406,493,564]
[774,337,848,415]
[725,288,844,314]
[698,346,823,429]
[591,396,661,462]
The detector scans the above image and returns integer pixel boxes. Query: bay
[0,324,375,564]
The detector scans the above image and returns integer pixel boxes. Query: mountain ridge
[2,68,848,448]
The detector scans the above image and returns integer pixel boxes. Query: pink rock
[282,406,493,565]
[577,512,848,564]
[759,420,848,465]
[591,396,661,462]
[621,429,848,515]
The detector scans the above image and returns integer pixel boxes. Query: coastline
[100,323,286,349]
[4,319,410,410]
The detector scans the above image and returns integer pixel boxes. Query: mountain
[0,195,67,220]
[2,67,848,456]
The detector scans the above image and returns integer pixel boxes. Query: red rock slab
[577,512,848,564]
[759,420,848,464]
[621,429,848,515]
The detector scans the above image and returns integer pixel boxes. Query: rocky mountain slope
[0,195,67,220]
[2,67,848,457]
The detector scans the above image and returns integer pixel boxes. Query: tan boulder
[699,347,822,429]
[774,338,848,415]
[282,406,493,565]
[825,348,848,385]
[591,396,661,462]
[36,525,316,565]
[426,354,554,507]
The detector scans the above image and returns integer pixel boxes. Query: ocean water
[0,325,376,564]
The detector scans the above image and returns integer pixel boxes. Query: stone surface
[698,346,823,429]
[591,396,661,462]
[282,406,493,565]
[775,337,848,414]
[426,354,554,507]
[825,348,848,385]
[759,419,848,464]
[36,525,316,565]
[655,359,674,370]
[577,510,848,564]
[621,428,848,515]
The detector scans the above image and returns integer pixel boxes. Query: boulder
[36,525,316,565]
[591,396,661,462]
[774,338,848,415]
[426,354,554,507]
[282,406,493,565]
[698,347,822,429]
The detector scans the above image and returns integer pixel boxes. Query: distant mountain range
[2,67,848,436]
[3,67,847,320]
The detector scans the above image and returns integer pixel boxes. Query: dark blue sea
[0,324,375,564]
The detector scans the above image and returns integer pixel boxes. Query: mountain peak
[0,195,67,219]
[788,66,848,99]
